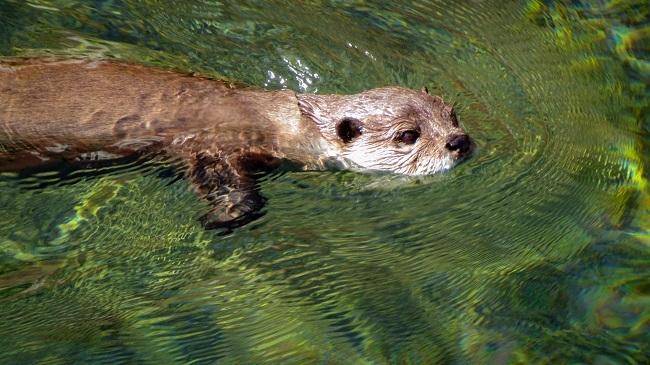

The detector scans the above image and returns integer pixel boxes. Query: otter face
[297,87,473,175]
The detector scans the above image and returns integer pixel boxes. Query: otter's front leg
[186,150,279,230]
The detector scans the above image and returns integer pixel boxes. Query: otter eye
[450,110,459,127]
[397,130,420,145]
[337,117,363,143]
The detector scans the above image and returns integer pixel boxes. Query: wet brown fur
[0,59,470,229]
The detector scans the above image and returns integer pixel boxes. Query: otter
[0,59,472,229]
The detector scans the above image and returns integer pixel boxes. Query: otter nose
[445,134,471,153]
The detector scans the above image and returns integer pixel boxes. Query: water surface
[0,0,648,363]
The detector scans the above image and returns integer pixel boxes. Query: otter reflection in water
[0,59,473,229]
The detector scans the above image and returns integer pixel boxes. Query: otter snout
[445,134,472,155]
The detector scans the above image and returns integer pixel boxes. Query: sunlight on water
[0,0,648,363]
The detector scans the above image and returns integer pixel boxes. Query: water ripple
[0,0,648,363]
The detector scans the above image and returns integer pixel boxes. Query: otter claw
[187,151,268,230]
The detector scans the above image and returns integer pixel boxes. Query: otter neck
[165,88,336,171]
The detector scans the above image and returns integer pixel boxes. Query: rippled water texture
[0,0,648,363]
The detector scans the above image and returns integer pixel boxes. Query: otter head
[297,86,473,175]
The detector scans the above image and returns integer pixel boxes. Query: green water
[0,0,648,363]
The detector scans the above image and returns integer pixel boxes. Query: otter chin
[0,59,473,229]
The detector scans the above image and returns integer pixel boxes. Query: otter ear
[336,117,363,143]
[421,86,429,94]
[297,94,328,125]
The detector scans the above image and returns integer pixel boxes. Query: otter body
[0,59,471,228]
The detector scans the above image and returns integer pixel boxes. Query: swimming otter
[0,59,472,228]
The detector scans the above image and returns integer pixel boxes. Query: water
[0,0,648,363]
